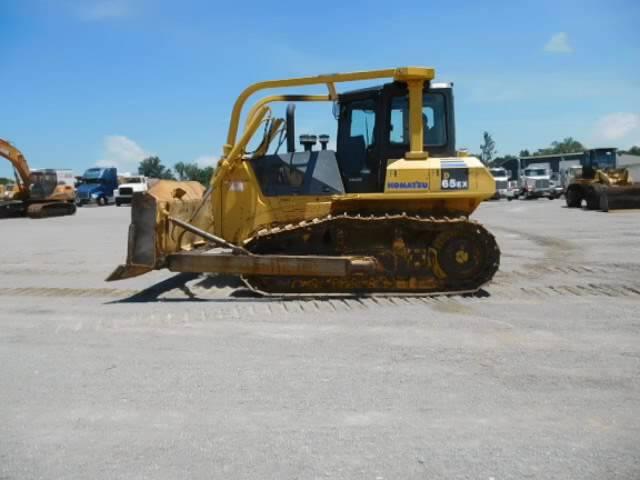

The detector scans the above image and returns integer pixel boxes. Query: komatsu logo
[386,181,429,190]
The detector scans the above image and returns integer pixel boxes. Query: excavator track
[26,201,76,219]
[242,213,500,296]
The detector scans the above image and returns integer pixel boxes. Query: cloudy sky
[1,0,639,176]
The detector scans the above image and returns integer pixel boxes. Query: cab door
[336,91,382,193]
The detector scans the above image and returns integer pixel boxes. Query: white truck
[489,167,510,199]
[114,175,149,206]
[517,167,557,200]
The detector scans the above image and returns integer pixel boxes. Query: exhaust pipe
[286,104,296,153]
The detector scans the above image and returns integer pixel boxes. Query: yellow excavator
[0,183,16,200]
[0,139,77,218]
[108,67,500,295]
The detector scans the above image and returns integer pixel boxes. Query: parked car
[506,180,520,201]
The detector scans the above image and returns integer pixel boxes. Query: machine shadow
[110,273,491,304]
[109,273,205,303]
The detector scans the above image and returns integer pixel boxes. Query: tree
[479,131,496,165]
[174,161,214,186]
[0,177,12,185]
[621,146,640,156]
[519,149,531,157]
[138,156,175,179]
[536,137,584,155]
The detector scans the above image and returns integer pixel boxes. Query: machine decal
[386,181,429,190]
[440,160,468,168]
[441,168,469,190]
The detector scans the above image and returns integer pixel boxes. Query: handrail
[244,94,331,131]
[213,105,270,188]
[224,67,435,156]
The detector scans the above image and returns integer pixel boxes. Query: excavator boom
[0,139,31,197]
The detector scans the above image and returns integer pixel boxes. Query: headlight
[91,193,99,199]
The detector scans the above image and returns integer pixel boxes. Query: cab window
[389,93,447,146]
[349,99,376,147]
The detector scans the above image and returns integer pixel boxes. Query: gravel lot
[1,200,639,479]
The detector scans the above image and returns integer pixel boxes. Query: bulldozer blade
[106,180,212,281]
[599,184,640,212]
[106,263,154,282]
[167,251,377,277]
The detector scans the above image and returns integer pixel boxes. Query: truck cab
[76,167,118,206]
[559,165,583,192]
[519,167,557,200]
[114,175,149,206]
[489,167,509,199]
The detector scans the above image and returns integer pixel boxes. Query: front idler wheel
[431,226,488,287]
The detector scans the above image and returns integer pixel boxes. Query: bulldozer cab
[250,82,456,197]
[335,82,456,193]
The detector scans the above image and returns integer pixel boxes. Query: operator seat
[338,135,373,192]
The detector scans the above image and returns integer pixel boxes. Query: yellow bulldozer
[565,148,640,212]
[108,67,500,295]
[0,139,77,218]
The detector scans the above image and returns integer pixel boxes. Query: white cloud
[76,1,133,21]
[593,113,640,144]
[544,32,573,54]
[96,135,151,173]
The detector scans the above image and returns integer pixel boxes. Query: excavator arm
[0,139,31,197]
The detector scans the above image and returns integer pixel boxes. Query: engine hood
[119,183,146,190]
[77,184,102,195]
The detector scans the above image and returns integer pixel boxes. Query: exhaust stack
[299,134,317,152]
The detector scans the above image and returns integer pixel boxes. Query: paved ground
[1,201,639,479]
